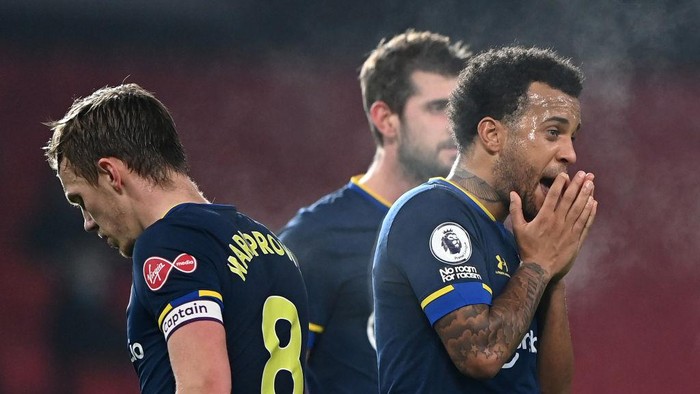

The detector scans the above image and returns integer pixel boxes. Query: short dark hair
[448,46,584,150]
[359,29,472,145]
[44,83,188,186]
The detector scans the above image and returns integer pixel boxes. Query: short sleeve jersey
[373,178,539,393]
[127,203,309,393]
[278,176,389,394]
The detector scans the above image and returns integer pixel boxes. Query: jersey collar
[432,177,497,222]
[349,175,392,210]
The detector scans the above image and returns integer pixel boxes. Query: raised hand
[509,171,597,282]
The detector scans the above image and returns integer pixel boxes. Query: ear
[96,158,125,192]
[476,117,507,154]
[369,101,400,142]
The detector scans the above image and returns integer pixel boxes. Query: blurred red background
[1,2,698,392]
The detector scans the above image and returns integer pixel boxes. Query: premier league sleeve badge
[429,222,472,265]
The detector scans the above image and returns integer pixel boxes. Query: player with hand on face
[372,46,598,393]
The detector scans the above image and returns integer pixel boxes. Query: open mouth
[539,176,555,196]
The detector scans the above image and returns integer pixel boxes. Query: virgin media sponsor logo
[175,255,196,269]
[143,253,198,291]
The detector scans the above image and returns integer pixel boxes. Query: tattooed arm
[435,171,597,379]
[434,261,550,379]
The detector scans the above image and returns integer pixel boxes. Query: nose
[83,210,98,232]
[557,137,577,165]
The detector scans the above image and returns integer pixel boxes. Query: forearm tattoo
[450,167,501,203]
[435,262,548,369]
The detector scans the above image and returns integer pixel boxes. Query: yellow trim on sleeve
[309,322,325,333]
[199,290,223,301]
[420,285,455,310]
[482,283,493,295]
[158,304,173,328]
[157,290,223,328]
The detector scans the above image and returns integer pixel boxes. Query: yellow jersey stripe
[199,290,223,301]
[421,285,455,310]
[482,283,493,294]
[309,322,325,333]
[351,175,392,208]
[158,305,173,328]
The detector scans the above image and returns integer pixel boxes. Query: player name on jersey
[227,230,295,281]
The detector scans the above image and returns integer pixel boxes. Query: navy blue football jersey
[127,203,309,393]
[373,178,539,393]
[278,176,389,394]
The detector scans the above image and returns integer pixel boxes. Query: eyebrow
[545,116,569,124]
[545,116,582,132]
[424,98,449,108]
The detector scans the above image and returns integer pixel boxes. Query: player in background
[373,46,598,393]
[278,30,471,393]
[44,83,309,393]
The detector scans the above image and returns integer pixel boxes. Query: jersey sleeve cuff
[421,282,493,325]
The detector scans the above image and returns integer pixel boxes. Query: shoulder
[133,203,240,266]
[384,181,470,230]
[138,204,219,244]
[162,203,238,228]
[279,183,378,241]
[378,181,484,258]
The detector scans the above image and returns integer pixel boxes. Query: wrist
[518,261,552,283]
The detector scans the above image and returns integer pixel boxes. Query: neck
[447,157,508,221]
[358,148,423,204]
[131,172,209,230]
